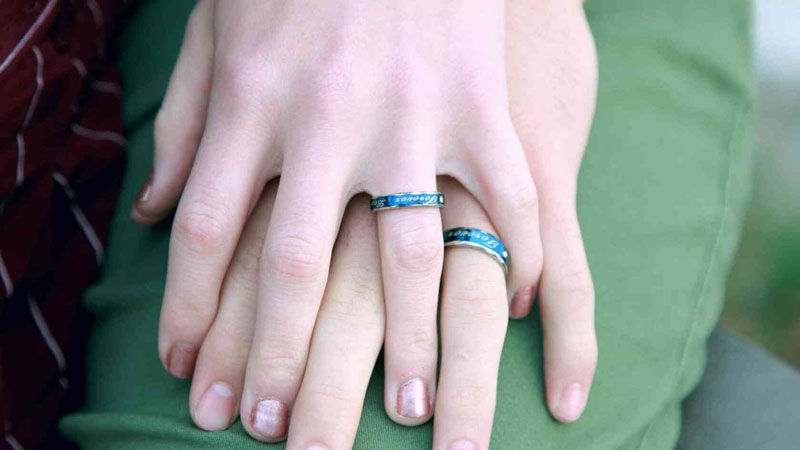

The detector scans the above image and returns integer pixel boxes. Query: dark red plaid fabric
[0,1,125,448]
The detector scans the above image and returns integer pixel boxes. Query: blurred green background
[720,0,800,368]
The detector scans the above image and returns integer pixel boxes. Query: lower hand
[188,177,509,449]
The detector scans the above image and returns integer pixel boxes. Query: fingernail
[193,382,235,430]
[136,172,153,204]
[251,398,289,439]
[449,439,477,450]
[397,377,430,419]
[510,285,535,319]
[554,383,585,422]
[306,444,330,450]
[167,344,195,379]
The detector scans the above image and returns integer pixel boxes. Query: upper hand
[134,0,544,438]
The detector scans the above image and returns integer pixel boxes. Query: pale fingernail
[306,444,330,450]
[449,439,477,450]
[251,398,289,439]
[193,382,235,430]
[397,377,430,419]
[136,172,153,204]
[554,383,585,422]
[167,344,195,379]
[510,285,535,319]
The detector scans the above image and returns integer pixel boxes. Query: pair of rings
[370,192,510,275]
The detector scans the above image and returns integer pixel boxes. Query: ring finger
[433,176,509,450]
[374,160,443,425]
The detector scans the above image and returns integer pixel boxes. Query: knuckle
[307,383,358,406]
[260,337,307,378]
[263,231,327,281]
[207,319,255,353]
[542,271,594,305]
[212,56,263,107]
[303,67,357,123]
[174,196,231,253]
[397,323,438,357]
[386,66,430,111]
[507,184,540,215]
[312,68,353,104]
[446,275,506,320]
[154,105,203,152]
[163,296,216,339]
[453,62,506,110]
[387,230,443,273]
[213,58,247,93]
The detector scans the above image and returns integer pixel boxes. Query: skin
[133,0,597,446]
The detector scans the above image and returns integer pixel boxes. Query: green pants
[58,0,753,448]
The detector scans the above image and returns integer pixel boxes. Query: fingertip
[130,207,160,225]
[509,284,536,319]
[386,376,435,427]
[165,343,198,379]
[130,171,170,225]
[549,382,587,423]
[247,398,290,442]
[191,381,236,431]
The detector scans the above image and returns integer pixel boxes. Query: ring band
[443,227,509,275]
[370,192,445,212]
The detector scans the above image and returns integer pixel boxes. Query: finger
[375,148,443,426]
[458,117,543,317]
[538,184,596,423]
[241,152,348,442]
[157,71,276,380]
[433,176,508,450]
[133,0,214,224]
[286,195,384,450]
[188,180,279,431]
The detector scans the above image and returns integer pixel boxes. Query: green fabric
[58,0,753,448]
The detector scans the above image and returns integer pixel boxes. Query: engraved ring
[370,192,445,212]
[443,227,509,276]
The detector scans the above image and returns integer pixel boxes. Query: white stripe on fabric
[53,172,105,265]
[27,295,67,373]
[0,0,57,75]
[70,123,127,147]
[86,0,105,28]
[15,134,25,187]
[5,434,24,450]
[72,58,87,78]
[15,46,45,187]
[86,0,106,56]
[90,80,122,96]
[0,252,13,297]
[22,46,44,127]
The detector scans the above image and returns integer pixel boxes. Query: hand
[506,0,598,422]
[186,177,508,449]
[133,0,543,435]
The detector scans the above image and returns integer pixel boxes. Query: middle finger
[286,194,385,449]
[433,176,509,450]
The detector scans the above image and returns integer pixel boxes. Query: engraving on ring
[370,192,445,211]
[443,227,509,274]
